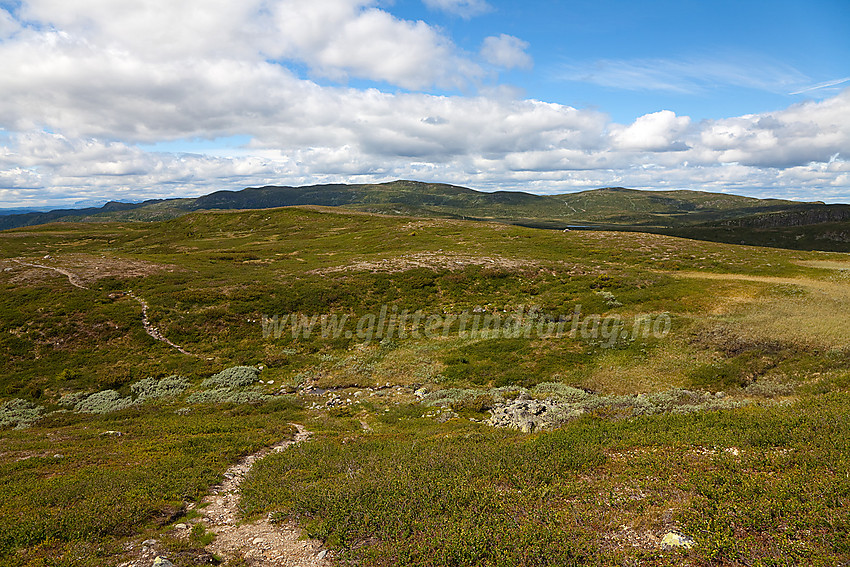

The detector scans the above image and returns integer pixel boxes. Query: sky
[0,0,849,208]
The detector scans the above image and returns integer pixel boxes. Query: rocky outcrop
[487,395,584,433]
[718,205,850,228]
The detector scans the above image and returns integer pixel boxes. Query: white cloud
[610,110,691,152]
[17,0,268,61]
[266,0,483,89]
[694,89,850,167]
[422,0,492,18]
[0,2,848,206]
[560,56,811,94]
[14,0,482,91]
[481,34,533,70]
[789,77,850,95]
[0,7,20,39]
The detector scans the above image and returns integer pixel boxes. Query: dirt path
[8,258,196,356]
[10,258,89,289]
[126,291,198,357]
[200,423,332,566]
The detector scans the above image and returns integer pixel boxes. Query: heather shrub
[532,382,590,402]
[423,388,480,407]
[131,375,190,401]
[745,378,795,397]
[73,390,134,414]
[200,366,260,389]
[594,290,623,307]
[0,399,44,429]
[185,388,270,405]
[57,391,88,408]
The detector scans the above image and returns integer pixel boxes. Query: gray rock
[486,398,583,432]
[435,410,458,423]
[152,558,173,567]
[173,523,188,530]
[316,550,328,560]
[142,539,157,547]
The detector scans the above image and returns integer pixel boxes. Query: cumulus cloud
[694,89,850,167]
[481,34,533,70]
[610,110,691,151]
[266,0,483,89]
[13,0,482,91]
[0,1,848,206]
[422,0,492,18]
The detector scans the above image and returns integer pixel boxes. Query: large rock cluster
[486,394,584,432]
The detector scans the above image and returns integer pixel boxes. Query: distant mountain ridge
[2,180,849,251]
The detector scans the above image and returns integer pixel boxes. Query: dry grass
[792,259,850,270]
[676,271,850,348]
[583,342,714,395]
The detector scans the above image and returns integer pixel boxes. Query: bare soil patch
[313,251,536,274]
[2,253,178,287]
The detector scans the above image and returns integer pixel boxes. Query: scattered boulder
[660,531,695,550]
[487,398,583,432]
[151,558,173,567]
[435,410,458,423]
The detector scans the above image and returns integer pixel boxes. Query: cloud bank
[0,1,848,206]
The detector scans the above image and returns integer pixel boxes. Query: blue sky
[386,0,850,121]
[0,0,848,207]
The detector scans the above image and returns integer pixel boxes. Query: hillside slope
[3,180,849,250]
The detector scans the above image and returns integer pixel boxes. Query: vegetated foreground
[0,206,848,566]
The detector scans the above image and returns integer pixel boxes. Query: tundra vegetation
[0,205,848,566]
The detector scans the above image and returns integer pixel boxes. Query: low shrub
[200,366,260,389]
[73,390,134,414]
[57,391,87,408]
[131,375,190,401]
[0,399,45,429]
[185,388,269,405]
[745,378,796,397]
[531,382,590,402]
[594,289,623,307]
